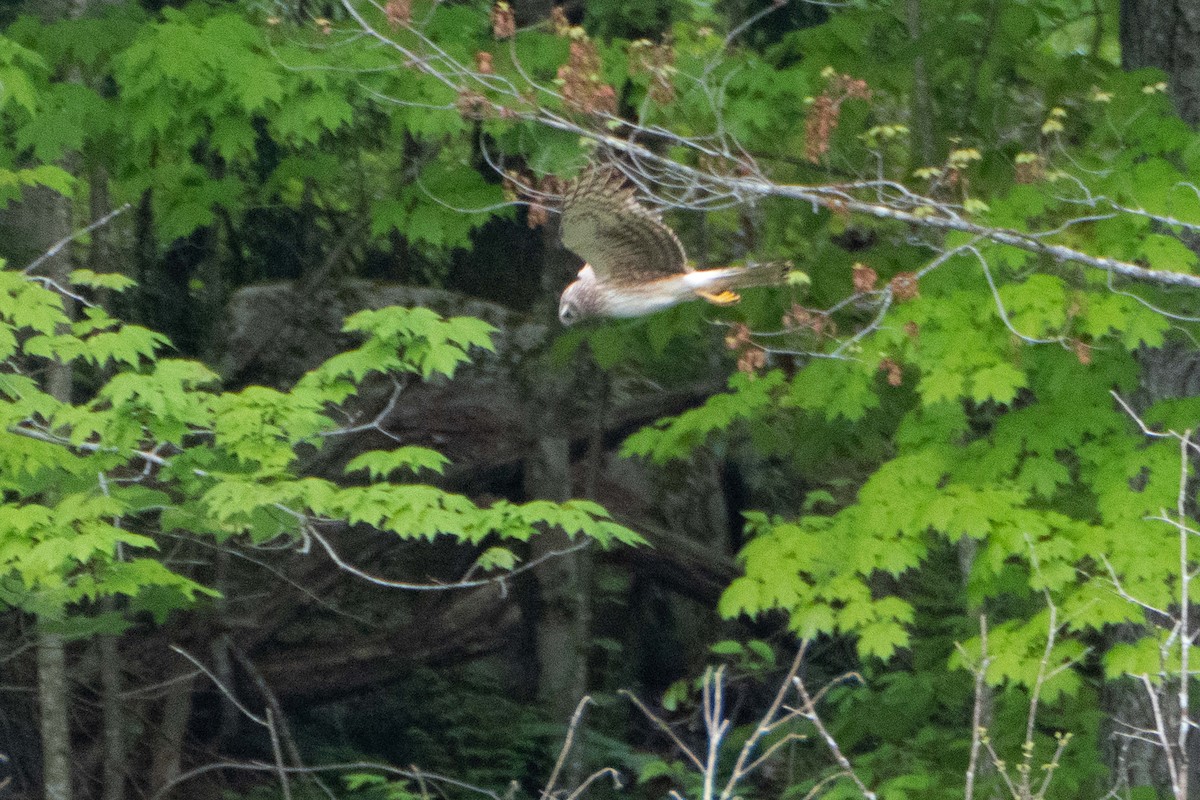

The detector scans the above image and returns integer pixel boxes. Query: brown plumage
[557,167,787,324]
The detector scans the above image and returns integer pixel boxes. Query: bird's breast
[600,275,696,317]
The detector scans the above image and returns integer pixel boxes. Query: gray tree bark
[1120,1,1200,124]
[149,676,195,797]
[525,438,591,724]
[522,222,593,787]
[20,2,90,793]
[1115,6,1200,796]
[905,0,935,168]
[37,633,71,800]
[16,0,126,790]
[99,603,124,800]
[22,179,79,800]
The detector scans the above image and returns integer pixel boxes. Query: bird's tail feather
[691,260,791,294]
[727,260,791,289]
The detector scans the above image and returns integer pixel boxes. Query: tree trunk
[525,437,591,719]
[1117,7,1200,796]
[149,674,195,798]
[1120,1,1200,124]
[22,160,79,800]
[18,0,93,780]
[37,632,72,800]
[99,612,125,800]
[524,220,591,785]
[905,0,935,167]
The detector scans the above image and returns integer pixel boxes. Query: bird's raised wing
[560,168,688,285]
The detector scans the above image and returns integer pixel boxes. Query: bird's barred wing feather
[560,167,689,285]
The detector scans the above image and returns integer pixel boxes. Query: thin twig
[308,526,592,592]
[149,760,506,800]
[793,668,877,800]
[1140,673,1181,799]
[701,666,728,800]
[23,203,132,275]
[1174,432,1191,800]
[963,615,990,800]
[562,768,622,800]
[542,696,592,800]
[619,689,705,771]
[168,645,265,726]
[265,708,294,800]
[721,645,808,800]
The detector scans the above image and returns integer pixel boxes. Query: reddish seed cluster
[1015,154,1047,184]
[628,40,675,105]
[526,203,549,228]
[852,262,878,294]
[559,39,618,115]
[385,0,411,28]
[835,74,871,101]
[878,358,903,386]
[503,172,561,229]
[725,322,751,350]
[804,72,872,164]
[804,95,838,164]
[782,304,834,338]
[889,271,919,301]
[1072,339,1092,365]
[724,323,766,374]
[525,173,561,226]
[491,1,515,39]
[456,89,489,119]
[738,347,766,374]
[549,5,570,35]
[476,51,494,75]
[648,68,674,105]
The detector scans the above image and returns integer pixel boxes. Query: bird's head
[558,265,598,326]
[558,284,582,326]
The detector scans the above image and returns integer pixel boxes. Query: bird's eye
[559,304,577,325]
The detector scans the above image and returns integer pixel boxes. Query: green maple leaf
[970,361,1025,405]
[474,546,518,571]
[790,602,835,639]
[917,367,965,405]
[1016,455,1070,498]
[344,447,450,479]
[857,619,908,661]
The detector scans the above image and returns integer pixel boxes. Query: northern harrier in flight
[557,168,787,325]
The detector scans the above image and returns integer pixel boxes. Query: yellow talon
[699,290,741,306]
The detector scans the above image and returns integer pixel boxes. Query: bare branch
[542,696,592,800]
[149,760,507,800]
[619,688,705,772]
[168,645,266,727]
[793,668,877,800]
[1140,672,1182,799]
[962,615,990,800]
[22,203,132,276]
[720,645,808,800]
[307,524,592,592]
[561,768,622,800]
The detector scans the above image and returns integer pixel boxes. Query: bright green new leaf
[345,447,451,479]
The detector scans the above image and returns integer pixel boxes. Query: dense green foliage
[0,265,639,624]
[611,2,1200,797]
